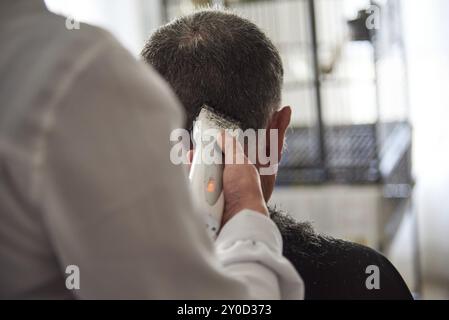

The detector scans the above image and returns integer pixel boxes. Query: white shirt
[0,0,303,299]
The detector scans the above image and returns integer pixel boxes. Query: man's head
[142,10,291,201]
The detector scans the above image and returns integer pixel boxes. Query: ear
[266,106,292,162]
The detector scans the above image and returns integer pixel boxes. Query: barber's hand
[217,132,268,226]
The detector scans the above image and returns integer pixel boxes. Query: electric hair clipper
[189,106,239,240]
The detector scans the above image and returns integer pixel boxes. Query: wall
[402,0,449,289]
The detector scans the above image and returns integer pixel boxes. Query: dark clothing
[270,209,413,300]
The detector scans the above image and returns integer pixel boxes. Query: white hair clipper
[189,106,239,240]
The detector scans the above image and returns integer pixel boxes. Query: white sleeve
[36,35,304,299]
[216,211,304,299]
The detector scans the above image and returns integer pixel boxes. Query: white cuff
[214,210,305,300]
[216,210,283,253]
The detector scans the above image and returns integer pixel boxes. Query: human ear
[258,106,291,203]
[266,106,292,162]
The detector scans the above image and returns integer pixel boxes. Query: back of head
[141,10,283,130]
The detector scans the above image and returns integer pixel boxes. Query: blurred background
[44,0,449,299]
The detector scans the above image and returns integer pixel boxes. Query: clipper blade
[196,105,241,131]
